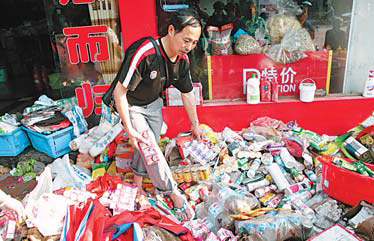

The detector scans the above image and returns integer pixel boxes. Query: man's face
[169,24,201,56]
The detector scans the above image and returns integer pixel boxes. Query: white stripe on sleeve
[123,42,153,88]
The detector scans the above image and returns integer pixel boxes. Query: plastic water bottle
[363,72,374,97]
[247,74,260,104]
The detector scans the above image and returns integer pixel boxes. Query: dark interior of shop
[0,0,91,115]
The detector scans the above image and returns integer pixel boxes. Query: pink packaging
[272,79,279,102]
[138,129,160,166]
[260,78,271,102]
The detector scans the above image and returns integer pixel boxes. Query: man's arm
[181,90,203,141]
[113,82,145,147]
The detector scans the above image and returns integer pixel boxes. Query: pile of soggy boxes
[0,95,374,241]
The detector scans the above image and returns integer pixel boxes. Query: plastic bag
[86,173,123,198]
[62,105,88,137]
[24,166,53,228]
[282,28,315,52]
[224,193,259,215]
[235,35,262,55]
[265,0,315,64]
[235,210,310,241]
[242,126,281,140]
[267,44,307,64]
[31,193,71,236]
[49,154,92,191]
[267,14,301,45]
[208,24,234,56]
[275,0,303,16]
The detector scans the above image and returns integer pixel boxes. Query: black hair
[170,8,202,34]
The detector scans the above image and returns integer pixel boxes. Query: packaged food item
[234,34,262,55]
[191,165,200,182]
[260,78,272,102]
[271,79,279,102]
[207,24,234,56]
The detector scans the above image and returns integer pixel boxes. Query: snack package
[208,24,234,56]
[235,34,262,55]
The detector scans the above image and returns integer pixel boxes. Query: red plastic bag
[104,208,194,241]
[86,173,123,198]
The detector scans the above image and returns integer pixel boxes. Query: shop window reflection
[156,0,352,99]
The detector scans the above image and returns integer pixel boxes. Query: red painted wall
[118,0,158,49]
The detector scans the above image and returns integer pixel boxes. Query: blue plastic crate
[0,127,30,156]
[23,126,75,159]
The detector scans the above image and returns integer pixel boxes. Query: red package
[86,173,123,198]
[272,79,279,102]
[260,78,271,102]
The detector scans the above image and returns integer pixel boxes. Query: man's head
[167,9,202,56]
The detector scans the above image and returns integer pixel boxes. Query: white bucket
[299,78,316,102]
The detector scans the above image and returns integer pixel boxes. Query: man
[112,9,203,221]
[324,17,347,50]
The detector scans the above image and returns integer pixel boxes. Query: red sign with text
[210,50,331,99]
[76,82,110,117]
[63,25,110,64]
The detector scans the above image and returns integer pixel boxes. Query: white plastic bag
[23,166,53,228]
[50,154,92,191]
[31,193,71,236]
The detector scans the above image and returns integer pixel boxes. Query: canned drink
[183,167,193,183]
[191,166,200,182]
[174,168,184,183]
[199,165,210,181]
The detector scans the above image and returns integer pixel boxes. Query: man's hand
[191,124,203,142]
[127,128,148,149]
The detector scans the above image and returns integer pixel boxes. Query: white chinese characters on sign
[243,67,297,94]
[280,67,297,93]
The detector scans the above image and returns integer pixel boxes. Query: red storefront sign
[210,50,331,99]
[63,26,110,64]
[76,82,110,117]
